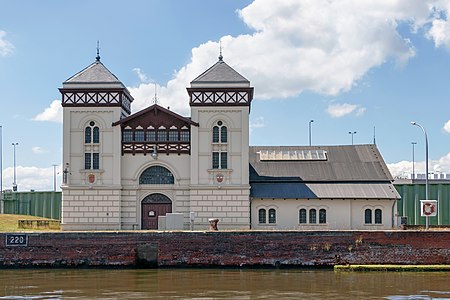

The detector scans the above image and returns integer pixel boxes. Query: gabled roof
[249,145,394,182]
[190,57,250,87]
[112,104,198,127]
[63,59,125,88]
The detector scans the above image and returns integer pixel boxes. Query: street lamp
[411,142,417,180]
[12,142,18,191]
[308,120,314,146]
[348,131,356,145]
[52,164,58,192]
[411,121,429,229]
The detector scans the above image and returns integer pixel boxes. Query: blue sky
[1,0,450,191]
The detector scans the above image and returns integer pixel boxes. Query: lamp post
[12,142,18,191]
[411,121,429,229]
[411,142,417,180]
[348,131,356,145]
[0,126,2,197]
[308,120,314,146]
[52,164,58,192]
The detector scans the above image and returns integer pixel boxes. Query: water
[0,269,449,299]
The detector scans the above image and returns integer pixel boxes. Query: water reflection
[0,269,449,299]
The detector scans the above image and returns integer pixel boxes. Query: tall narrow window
[213,126,219,143]
[365,209,372,224]
[84,153,91,169]
[375,209,382,224]
[309,209,317,224]
[319,209,327,224]
[85,121,100,170]
[211,121,228,169]
[93,127,99,143]
[299,209,307,224]
[221,126,227,143]
[258,209,266,224]
[268,208,276,224]
[85,127,92,143]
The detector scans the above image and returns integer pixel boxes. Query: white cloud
[2,165,61,192]
[444,120,450,133]
[32,146,46,154]
[0,30,14,56]
[33,100,63,123]
[132,68,150,83]
[326,103,365,118]
[250,116,265,134]
[427,1,450,51]
[126,0,442,116]
[387,152,450,178]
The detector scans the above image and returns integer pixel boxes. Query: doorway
[141,193,172,229]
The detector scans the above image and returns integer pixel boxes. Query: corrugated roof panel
[251,182,400,199]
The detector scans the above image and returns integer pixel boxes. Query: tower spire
[96,40,101,62]
[218,40,223,62]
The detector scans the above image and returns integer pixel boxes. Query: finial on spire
[218,40,223,62]
[96,40,101,62]
[152,83,159,105]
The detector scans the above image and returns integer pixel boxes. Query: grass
[0,214,60,232]
[334,264,450,272]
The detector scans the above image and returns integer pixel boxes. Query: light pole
[411,121,429,229]
[308,120,314,146]
[411,142,417,180]
[0,126,2,197]
[12,142,18,191]
[52,164,58,192]
[348,131,356,145]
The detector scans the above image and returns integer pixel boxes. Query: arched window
[84,121,100,170]
[139,166,174,184]
[268,208,276,224]
[212,126,220,143]
[365,208,372,224]
[309,209,317,224]
[85,127,92,143]
[319,209,327,224]
[299,209,307,224]
[258,208,266,224]
[212,121,228,169]
[221,126,227,143]
[142,193,172,204]
[93,127,99,143]
[375,209,382,224]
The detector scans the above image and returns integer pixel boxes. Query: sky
[1,0,450,191]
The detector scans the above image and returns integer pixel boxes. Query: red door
[141,193,172,230]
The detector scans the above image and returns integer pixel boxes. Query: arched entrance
[141,193,172,230]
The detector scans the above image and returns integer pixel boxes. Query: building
[60,53,399,231]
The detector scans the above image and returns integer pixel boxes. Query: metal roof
[63,60,125,88]
[250,182,400,199]
[249,145,393,182]
[190,59,250,87]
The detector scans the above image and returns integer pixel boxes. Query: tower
[60,55,133,230]
[187,55,254,229]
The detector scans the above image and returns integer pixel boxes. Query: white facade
[61,56,398,231]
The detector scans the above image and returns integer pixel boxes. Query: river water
[0,269,449,299]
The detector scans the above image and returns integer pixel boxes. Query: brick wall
[1,231,450,268]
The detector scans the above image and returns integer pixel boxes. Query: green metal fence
[395,182,450,225]
[1,191,61,220]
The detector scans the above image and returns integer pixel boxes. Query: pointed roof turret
[187,56,254,108]
[190,57,250,88]
[60,54,133,115]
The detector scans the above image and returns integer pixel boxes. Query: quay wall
[1,231,450,268]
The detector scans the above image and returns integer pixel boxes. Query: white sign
[420,200,438,217]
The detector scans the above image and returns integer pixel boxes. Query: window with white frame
[211,120,228,169]
[258,208,277,224]
[298,208,327,224]
[364,208,382,225]
[84,121,100,170]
